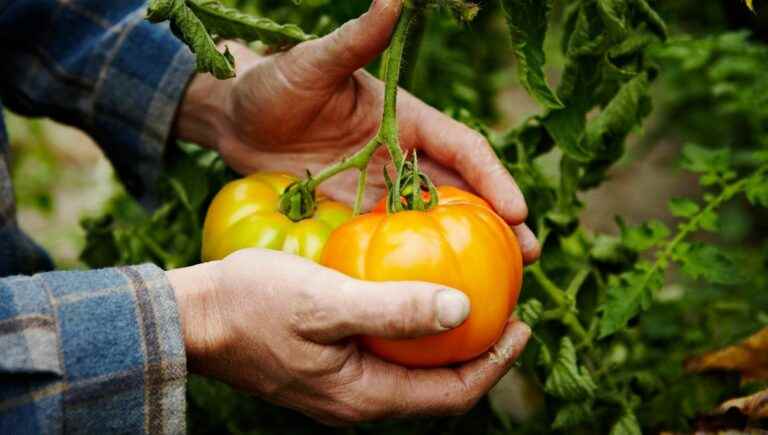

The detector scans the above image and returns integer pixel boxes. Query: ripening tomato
[321,186,523,367]
[202,172,352,262]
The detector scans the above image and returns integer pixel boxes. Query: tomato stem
[278,3,433,219]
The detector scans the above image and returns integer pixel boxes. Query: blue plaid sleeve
[0,264,186,434]
[0,0,196,205]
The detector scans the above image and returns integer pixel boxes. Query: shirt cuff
[0,264,186,434]
[90,15,196,207]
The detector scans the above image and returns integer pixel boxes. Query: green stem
[379,3,416,170]
[279,4,420,220]
[353,169,368,215]
[638,163,768,294]
[529,263,566,306]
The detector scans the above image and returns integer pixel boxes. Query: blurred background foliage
[6,0,768,433]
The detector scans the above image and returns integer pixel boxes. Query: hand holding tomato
[168,249,530,425]
[174,0,540,263]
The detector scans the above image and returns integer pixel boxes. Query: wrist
[167,261,226,372]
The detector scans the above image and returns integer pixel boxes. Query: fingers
[297,277,471,343]
[406,98,528,224]
[281,0,403,86]
[341,319,531,421]
[513,224,541,264]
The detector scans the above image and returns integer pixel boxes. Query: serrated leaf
[746,175,768,207]
[188,0,314,46]
[633,0,668,39]
[501,0,563,110]
[680,243,744,285]
[619,219,670,252]
[552,401,594,429]
[599,265,664,338]
[516,299,544,328]
[609,409,642,435]
[583,73,651,156]
[544,338,597,400]
[680,144,731,174]
[668,198,700,218]
[147,0,315,79]
[597,0,629,40]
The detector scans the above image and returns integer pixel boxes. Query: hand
[175,0,540,263]
[168,249,531,425]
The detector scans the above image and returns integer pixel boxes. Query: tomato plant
[202,172,351,262]
[78,0,768,433]
[322,186,523,367]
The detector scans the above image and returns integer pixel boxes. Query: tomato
[202,172,352,262]
[321,186,523,367]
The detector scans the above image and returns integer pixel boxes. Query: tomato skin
[202,172,352,262]
[321,186,523,367]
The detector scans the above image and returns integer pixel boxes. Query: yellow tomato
[202,172,351,262]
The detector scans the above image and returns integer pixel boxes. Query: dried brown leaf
[685,328,768,382]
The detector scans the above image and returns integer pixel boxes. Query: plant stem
[353,168,368,215]
[528,263,567,306]
[638,163,768,295]
[279,4,419,219]
[379,3,416,170]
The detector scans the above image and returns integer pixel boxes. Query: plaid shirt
[1,0,196,433]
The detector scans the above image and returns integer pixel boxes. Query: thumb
[282,0,403,84]
[305,278,471,343]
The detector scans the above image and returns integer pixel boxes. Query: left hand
[175,0,540,263]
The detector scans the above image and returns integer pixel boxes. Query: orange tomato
[321,186,523,367]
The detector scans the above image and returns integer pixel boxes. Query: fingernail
[436,290,470,329]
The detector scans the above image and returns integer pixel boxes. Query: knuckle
[291,291,343,338]
[384,293,424,336]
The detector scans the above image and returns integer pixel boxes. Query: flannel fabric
[0,0,196,433]
[0,265,186,434]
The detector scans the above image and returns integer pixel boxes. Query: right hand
[167,249,530,426]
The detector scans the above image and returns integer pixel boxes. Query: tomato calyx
[278,175,318,222]
[384,152,439,213]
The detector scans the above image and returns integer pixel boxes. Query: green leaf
[746,175,768,207]
[544,337,597,400]
[552,401,594,429]
[583,73,651,156]
[599,264,664,338]
[516,299,544,328]
[147,0,314,79]
[680,144,731,174]
[668,198,700,218]
[187,0,314,46]
[679,243,744,285]
[591,234,633,264]
[698,208,719,232]
[609,409,642,435]
[501,0,563,109]
[619,219,670,252]
[633,0,668,39]
[597,0,629,40]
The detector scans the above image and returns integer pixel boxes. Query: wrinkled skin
[169,250,530,426]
